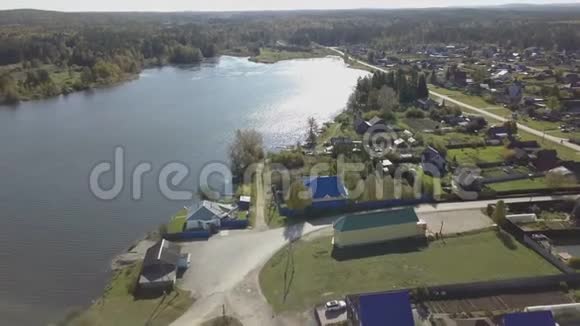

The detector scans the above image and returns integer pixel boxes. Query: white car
[325,300,347,312]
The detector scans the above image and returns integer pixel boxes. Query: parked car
[325,300,347,312]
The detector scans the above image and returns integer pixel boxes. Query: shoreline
[0,49,342,107]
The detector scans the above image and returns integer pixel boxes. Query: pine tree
[417,74,429,99]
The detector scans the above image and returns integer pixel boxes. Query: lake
[0,56,367,325]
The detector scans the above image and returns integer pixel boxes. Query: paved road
[254,163,267,230]
[416,194,579,213]
[327,47,580,155]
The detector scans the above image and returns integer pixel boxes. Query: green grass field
[448,146,507,165]
[487,177,548,192]
[429,85,513,117]
[259,231,560,312]
[66,262,193,326]
[423,132,484,146]
[250,47,335,64]
[167,208,188,234]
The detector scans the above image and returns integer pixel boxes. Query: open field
[250,47,335,64]
[403,118,440,131]
[448,146,506,165]
[423,132,484,146]
[259,231,560,313]
[66,262,193,326]
[429,85,513,117]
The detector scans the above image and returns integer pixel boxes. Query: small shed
[332,207,423,248]
[502,311,556,326]
[138,239,181,292]
[238,196,251,211]
[347,291,415,326]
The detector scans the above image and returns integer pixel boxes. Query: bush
[486,204,495,217]
[269,150,304,169]
[405,108,425,118]
[568,257,580,269]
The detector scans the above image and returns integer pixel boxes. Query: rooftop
[357,291,414,326]
[502,311,555,326]
[303,176,348,201]
[333,207,419,232]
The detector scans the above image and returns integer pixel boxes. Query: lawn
[487,177,548,192]
[423,132,484,146]
[250,47,334,64]
[66,262,193,326]
[447,146,506,165]
[429,85,513,117]
[259,231,559,312]
[481,166,531,178]
[403,118,440,132]
[167,208,188,234]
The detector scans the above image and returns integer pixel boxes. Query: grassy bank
[249,47,335,64]
[259,231,560,312]
[64,262,193,326]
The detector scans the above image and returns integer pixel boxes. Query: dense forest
[1,7,580,103]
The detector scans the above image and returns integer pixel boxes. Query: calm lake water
[0,56,367,325]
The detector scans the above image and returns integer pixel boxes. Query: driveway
[170,195,579,325]
[418,209,493,235]
[171,220,335,325]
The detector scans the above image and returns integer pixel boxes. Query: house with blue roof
[303,176,349,210]
[346,290,416,326]
[502,311,556,326]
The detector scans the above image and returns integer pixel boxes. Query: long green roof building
[332,207,425,248]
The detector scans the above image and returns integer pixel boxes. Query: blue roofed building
[502,311,556,326]
[346,290,415,326]
[303,176,349,210]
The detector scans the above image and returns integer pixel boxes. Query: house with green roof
[332,207,425,248]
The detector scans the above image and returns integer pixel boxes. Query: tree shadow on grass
[495,230,518,250]
[331,238,428,261]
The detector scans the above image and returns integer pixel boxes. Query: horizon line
[3,2,580,14]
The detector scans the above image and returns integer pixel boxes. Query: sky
[3,0,580,12]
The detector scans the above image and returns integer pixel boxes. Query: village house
[495,83,524,108]
[507,140,541,152]
[185,200,234,231]
[303,176,349,210]
[487,125,510,139]
[138,239,181,292]
[332,207,425,248]
[416,98,439,110]
[531,149,560,171]
[421,146,447,176]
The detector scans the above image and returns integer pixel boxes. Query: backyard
[259,231,560,313]
[448,146,507,165]
[66,262,193,326]
[487,177,549,192]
